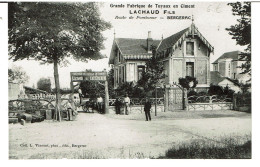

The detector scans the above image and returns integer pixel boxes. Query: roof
[156,24,214,54]
[212,51,241,64]
[210,71,240,86]
[115,38,160,55]
[109,38,160,64]
[157,28,189,52]
[109,23,214,64]
[210,71,224,85]
[23,86,47,94]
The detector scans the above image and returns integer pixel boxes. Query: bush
[188,90,197,97]
[208,84,224,96]
[179,76,198,90]
[197,91,208,96]
[223,86,235,98]
[116,82,146,98]
[159,139,251,159]
[235,91,251,110]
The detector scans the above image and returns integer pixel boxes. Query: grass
[158,137,251,159]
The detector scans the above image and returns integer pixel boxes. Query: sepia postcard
[4,0,255,161]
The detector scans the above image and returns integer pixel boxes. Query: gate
[167,87,183,111]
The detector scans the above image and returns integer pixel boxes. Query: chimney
[147,31,153,53]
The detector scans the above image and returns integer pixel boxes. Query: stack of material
[9,117,18,124]
[31,113,45,123]
[20,113,33,123]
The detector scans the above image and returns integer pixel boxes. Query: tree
[138,45,166,93]
[107,68,116,98]
[9,2,111,121]
[116,82,145,98]
[226,2,251,75]
[79,80,105,99]
[37,77,51,92]
[8,65,29,84]
[178,76,198,90]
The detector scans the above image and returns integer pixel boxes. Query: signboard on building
[70,72,107,82]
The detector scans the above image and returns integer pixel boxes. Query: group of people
[114,94,130,115]
[78,86,152,121]
[115,95,152,121]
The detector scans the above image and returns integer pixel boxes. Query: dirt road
[9,110,251,159]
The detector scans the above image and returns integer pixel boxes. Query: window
[115,68,118,85]
[116,69,119,84]
[214,65,217,71]
[122,66,125,82]
[234,73,236,79]
[138,66,145,80]
[186,62,194,77]
[186,42,194,55]
[129,63,135,81]
[228,63,231,77]
[119,67,121,84]
[118,51,121,62]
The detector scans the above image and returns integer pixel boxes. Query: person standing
[144,97,152,121]
[67,98,76,121]
[124,94,130,115]
[97,95,103,113]
[115,98,121,115]
[78,87,83,104]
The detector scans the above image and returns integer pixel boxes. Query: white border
[1,0,260,167]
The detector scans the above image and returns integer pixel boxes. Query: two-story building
[155,23,214,88]
[109,22,214,89]
[212,50,250,84]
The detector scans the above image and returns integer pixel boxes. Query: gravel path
[9,110,251,159]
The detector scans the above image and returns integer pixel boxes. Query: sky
[8,1,245,88]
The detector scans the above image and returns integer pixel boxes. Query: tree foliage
[8,2,111,120]
[37,77,52,92]
[79,80,105,99]
[9,2,111,63]
[138,45,166,92]
[116,82,145,98]
[226,2,251,75]
[178,76,198,90]
[8,65,29,84]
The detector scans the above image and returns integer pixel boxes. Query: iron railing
[109,98,164,106]
[188,95,232,104]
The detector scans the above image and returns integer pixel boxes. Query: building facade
[212,51,249,84]
[155,23,213,88]
[109,32,160,88]
[109,23,214,89]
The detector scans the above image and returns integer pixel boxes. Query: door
[168,87,183,111]
[186,62,194,77]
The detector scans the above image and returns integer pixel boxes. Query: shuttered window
[186,42,194,55]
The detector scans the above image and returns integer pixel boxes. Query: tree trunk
[104,80,109,114]
[53,58,62,122]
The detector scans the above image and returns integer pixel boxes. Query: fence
[109,98,164,106]
[187,95,233,111]
[8,98,74,112]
